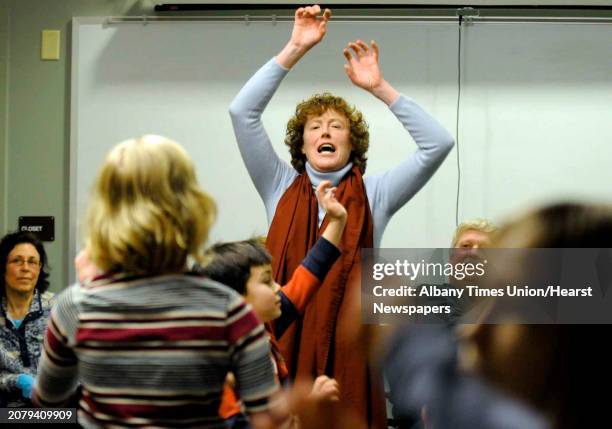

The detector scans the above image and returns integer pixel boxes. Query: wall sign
[18,216,55,241]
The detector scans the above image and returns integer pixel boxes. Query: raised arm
[343,39,399,106]
[369,96,455,218]
[344,40,455,218]
[229,6,331,220]
[274,180,345,338]
[228,59,295,212]
[276,5,331,69]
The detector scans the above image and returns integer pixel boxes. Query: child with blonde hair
[34,135,283,428]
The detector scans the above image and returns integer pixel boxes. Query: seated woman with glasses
[0,231,54,407]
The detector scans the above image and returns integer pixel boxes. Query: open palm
[343,40,383,92]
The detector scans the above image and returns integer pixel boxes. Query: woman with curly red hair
[229,5,455,427]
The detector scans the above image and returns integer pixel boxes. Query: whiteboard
[70,17,612,281]
[156,1,612,6]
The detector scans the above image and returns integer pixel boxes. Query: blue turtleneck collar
[305,161,353,189]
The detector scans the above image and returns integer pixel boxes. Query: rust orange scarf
[266,166,386,428]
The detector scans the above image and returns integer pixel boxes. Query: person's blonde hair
[451,219,498,247]
[85,135,216,274]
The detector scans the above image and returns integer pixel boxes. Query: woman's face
[302,109,352,172]
[4,243,41,295]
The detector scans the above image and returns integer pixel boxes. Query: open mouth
[317,144,336,153]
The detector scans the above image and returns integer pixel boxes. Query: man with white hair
[451,219,497,249]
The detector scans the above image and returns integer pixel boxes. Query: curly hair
[0,231,50,295]
[285,92,369,174]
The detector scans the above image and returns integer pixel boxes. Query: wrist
[276,41,310,69]
[370,80,400,105]
[329,214,347,225]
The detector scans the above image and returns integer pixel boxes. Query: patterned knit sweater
[33,273,278,428]
[0,289,54,407]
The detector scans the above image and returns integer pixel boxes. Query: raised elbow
[228,99,244,120]
[446,135,456,151]
[229,98,260,125]
[424,132,455,163]
[439,132,455,155]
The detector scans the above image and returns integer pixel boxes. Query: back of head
[486,202,612,429]
[0,231,50,294]
[86,135,216,275]
[494,202,612,248]
[200,238,272,295]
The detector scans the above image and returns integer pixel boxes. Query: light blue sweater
[229,58,455,247]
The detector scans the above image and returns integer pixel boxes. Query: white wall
[71,18,612,281]
[159,1,612,6]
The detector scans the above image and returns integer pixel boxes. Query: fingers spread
[371,40,379,59]
[356,39,370,53]
[343,48,353,62]
[348,42,363,58]
[346,39,378,59]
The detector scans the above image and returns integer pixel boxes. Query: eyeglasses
[8,257,41,268]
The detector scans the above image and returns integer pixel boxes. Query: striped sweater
[33,273,278,428]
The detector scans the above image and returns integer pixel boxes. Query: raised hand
[277,5,332,69]
[316,181,347,222]
[291,5,332,50]
[343,40,399,105]
[316,181,347,247]
[343,40,382,91]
